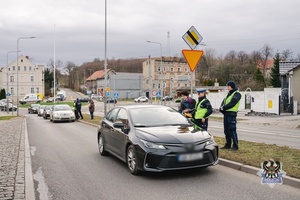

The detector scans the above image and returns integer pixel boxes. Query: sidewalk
[0,110,299,200]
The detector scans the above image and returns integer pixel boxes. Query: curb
[24,118,36,200]
[219,158,300,189]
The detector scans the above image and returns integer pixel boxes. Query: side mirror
[113,121,124,128]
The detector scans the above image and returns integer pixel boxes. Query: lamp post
[146,40,163,104]
[6,51,19,114]
[17,36,35,116]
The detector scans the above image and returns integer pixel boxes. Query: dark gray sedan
[97,104,218,175]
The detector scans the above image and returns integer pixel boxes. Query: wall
[194,88,281,115]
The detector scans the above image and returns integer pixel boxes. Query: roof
[86,68,113,81]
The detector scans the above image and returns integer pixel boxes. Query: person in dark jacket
[192,89,213,131]
[88,99,95,120]
[75,98,83,120]
[178,90,196,117]
[219,81,241,151]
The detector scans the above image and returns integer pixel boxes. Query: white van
[19,93,41,105]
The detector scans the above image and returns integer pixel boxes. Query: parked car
[134,96,148,103]
[0,99,12,111]
[162,96,173,101]
[97,104,218,175]
[80,97,90,102]
[49,104,75,123]
[28,104,40,114]
[43,106,52,119]
[106,98,117,103]
[91,94,103,101]
[3,103,17,111]
[55,94,64,101]
[37,105,46,116]
[46,97,54,103]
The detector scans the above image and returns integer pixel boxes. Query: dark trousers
[74,110,79,119]
[193,118,208,131]
[90,111,94,120]
[78,109,83,119]
[223,115,239,149]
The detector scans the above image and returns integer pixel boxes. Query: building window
[18,66,20,71]
[170,67,174,72]
[13,66,15,71]
[158,66,161,72]
[31,75,34,82]
[9,68,11,71]
[36,88,39,93]
[24,66,27,71]
[185,67,188,72]
[29,66,32,71]
[31,88,34,93]
[152,83,155,89]
[11,88,14,95]
[21,59,23,62]
[10,76,14,82]
[178,67,181,72]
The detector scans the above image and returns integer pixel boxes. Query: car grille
[143,141,218,171]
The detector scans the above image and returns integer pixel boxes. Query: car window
[130,107,190,126]
[106,108,119,122]
[116,108,129,127]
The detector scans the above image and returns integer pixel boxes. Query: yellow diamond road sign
[182,49,204,72]
[182,26,203,50]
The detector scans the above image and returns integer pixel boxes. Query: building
[142,56,195,98]
[86,69,143,99]
[0,56,45,103]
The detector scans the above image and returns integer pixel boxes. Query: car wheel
[98,134,108,156]
[127,145,139,175]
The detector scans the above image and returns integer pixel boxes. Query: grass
[1,113,299,179]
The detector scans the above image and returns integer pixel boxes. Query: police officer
[219,81,241,151]
[192,88,213,131]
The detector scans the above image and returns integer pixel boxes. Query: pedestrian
[75,98,84,120]
[178,90,196,118]
[219,81,242,151]
[192,88,213,131]
[73,100,79,120]
[89,99,95,120]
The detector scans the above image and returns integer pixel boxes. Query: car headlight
[206,136,215,145]
[140,139,166,149]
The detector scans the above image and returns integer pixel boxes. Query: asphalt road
[26,114,300,200]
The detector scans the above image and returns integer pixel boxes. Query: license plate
[178,152,203,162]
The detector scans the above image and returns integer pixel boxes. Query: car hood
[135,126,211,144]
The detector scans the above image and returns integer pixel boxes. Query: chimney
[25,56,29,60]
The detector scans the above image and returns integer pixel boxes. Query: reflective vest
[225,91,240,112]
[195,99,207,119]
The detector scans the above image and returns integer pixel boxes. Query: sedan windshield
[54,105,71,111]
[130,107,191,127]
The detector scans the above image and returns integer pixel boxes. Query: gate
[279,88,293,115]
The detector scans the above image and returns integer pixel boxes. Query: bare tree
[260,44,273,77]
[281,49,293,61]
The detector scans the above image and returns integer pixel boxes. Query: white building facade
[0,55,45,103]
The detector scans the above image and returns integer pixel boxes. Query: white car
[49,104,75,123]
[91,94,103,101]
[134,96,148,103]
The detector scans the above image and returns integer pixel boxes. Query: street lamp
[146,40,163,104]
[6,51,19,114]
[17,36,35,116]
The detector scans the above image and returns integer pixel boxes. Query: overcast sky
[1,0,300,67]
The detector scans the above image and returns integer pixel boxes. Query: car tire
[98,134,108,156]
[127,145,139,175]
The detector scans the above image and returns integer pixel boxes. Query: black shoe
[220,145,231,149]
[229,147,238,151]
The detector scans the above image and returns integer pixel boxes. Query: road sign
[6,93,10,96]
[114,93,119,98]
[156,91,161,98]
[106,87,110,92]
[182,26,203,50]
[182,49,204,72]
[152,90,157,96]
[106,92,110,97]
